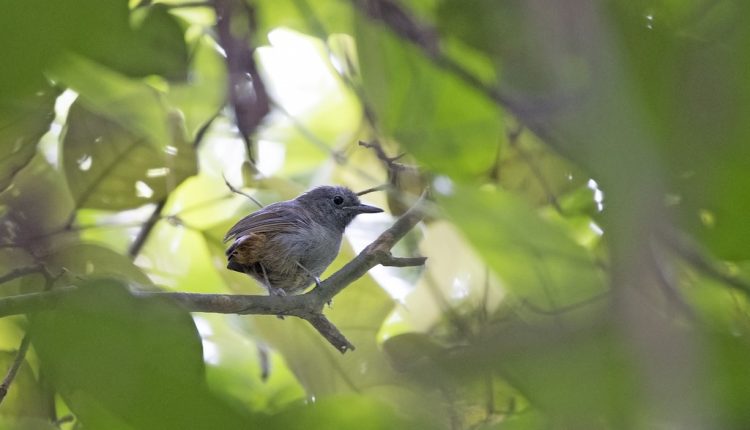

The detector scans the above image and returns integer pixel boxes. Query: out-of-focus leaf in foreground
[28,280,250,429]
[439,185,605,310]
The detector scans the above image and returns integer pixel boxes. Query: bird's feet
[267,286,287,319]
[268,286,287,297]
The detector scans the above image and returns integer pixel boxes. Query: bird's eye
[333,195,344,205]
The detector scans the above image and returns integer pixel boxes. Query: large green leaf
[61,99,197,210]
[52,56,174,150]
[0,0,188,100]
[356,18,502,181]
[29,280,250,429]
[439,185,605,310]
[0,87,57,193]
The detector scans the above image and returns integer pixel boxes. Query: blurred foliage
[0,0,748,429]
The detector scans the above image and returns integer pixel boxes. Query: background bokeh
[0,0,749,429]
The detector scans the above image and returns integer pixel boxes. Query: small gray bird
[224,185,383,296]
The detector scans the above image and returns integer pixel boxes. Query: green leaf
[0,417,59,430]
[166,35,226,138]
[0,87,57,192]
[51,55,173,149]
[255,0,355,40]
[0,156,75,248]
[439,185,605,310]
[0,0,188,101]
[42,243,153,286]
[29,279,250,429]
[61,99,197,210]
[0,349,50,420]
[356,18,502,180]
[127,4,189,82]
[264,395,426,430]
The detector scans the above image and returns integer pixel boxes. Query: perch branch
[0,197,428,353]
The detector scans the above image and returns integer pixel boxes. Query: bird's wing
[223,202,309,242]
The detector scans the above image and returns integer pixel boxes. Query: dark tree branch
[128,199,167,259]
[0,334,31,406]
[128,114,218,259]
[660,230,750,297]
[0,265,46,286]
[351,0,568,155]
[0,197,428,353]
[303,314,355,353]
[213,0,269,163]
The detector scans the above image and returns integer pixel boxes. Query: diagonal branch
[0,334,31,407]
[0,196,428,353]
[351,0,567,154]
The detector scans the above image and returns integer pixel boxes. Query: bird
[224,185,383,296]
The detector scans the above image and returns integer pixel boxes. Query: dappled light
[0,0,749,429]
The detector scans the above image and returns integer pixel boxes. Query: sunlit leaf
[51,55,173,149]
[255,0,355,40]
[197,314,306,414]
[61,99,197,210]
[166,35,226,138]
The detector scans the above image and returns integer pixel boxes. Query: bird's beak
[344,204,383,214]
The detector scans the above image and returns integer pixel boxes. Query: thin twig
[356,184,389,196]
[128,113,218,259]
[223,176,264,209]
[128,199,167,259]
[520,290,610,316]
[0,265,45,286]
[0,334,31,406]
